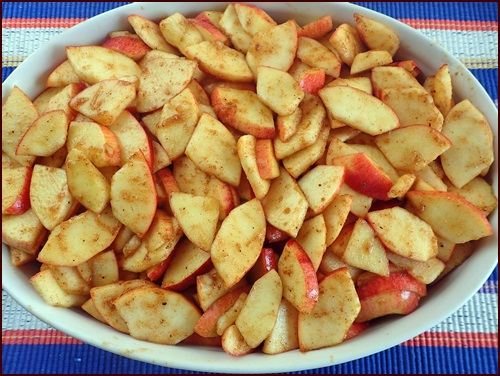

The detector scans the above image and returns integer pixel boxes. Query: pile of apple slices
[2,2,497,356]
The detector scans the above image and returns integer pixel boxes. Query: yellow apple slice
[128,14,180,55]
[350,49,393,75]
[30,269,87,308]
[354,13,400,56]
[237,134,270,200]
[46,60,81,88]
[2,166,32,215]
[262,298,299,355]
[218,3,253,54]
[297,36,342,78]
[233,2,277,36]
[2,209,47,255]
[295,214,327,272]
[328,23,366,66]
[158,12,204,55]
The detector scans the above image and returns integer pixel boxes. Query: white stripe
[2,27,498,62]
[2,289,497,333]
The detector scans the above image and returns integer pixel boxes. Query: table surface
[2,2,498,374]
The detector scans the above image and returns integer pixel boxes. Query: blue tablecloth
[2,2,498,374]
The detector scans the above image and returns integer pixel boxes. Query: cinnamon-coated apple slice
[2,166,32,215]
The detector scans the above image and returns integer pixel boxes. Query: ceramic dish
[2,2,498,374]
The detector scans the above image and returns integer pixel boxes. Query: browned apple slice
[66,46,141,85]
[440,99,494,188]
[298,267,360,351]
[319,85,399,136]
[211,198,266,288]
[406,190,494,243]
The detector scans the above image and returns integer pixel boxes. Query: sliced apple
[37,206,121,266]
[16,110,69,157]
[297,36,341,78]
[2,86,38,166]
[233,2,277,36]
[2,166,32,215]
[221,324,254,356]
[247,247,279,283]
[406,190,494,243]
[354,13,400,56]
[298,267,360,351]
[366,206,438,261]
[158,12,204,56]
[246,20,298,76]
[218,3,253,54]
[46,60,81,88]
[446,176,498,217]
[185,113,242,187]
[30,269,87,308]
[29,164,77,231]
[431,64,453,117]
[211,198,266,289]
[256,65,304,116]
[189,13,228,45]
[295,214,327,272]
[297,15,333,39]
[110,150,157,238]
[328,23,366,66]
[2,209,47,255]
[375,124,452,173]
[237,134,270,200]
[102,35,152,61]
[235,269,282,348]
[211,87,275,139]
[385,251,445,285]
[255,138,280,180]
[128,14,180,55]
[350,49,393,75]
[262,298,299,354]
[319,85,399,136]
[440,99,494,188]
[261,167,309,238]
[66,45,141,85]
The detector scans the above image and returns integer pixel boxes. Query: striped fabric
[2,2,498,374]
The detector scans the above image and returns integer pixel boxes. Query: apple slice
[375,124,452,173]
[354,13,400,56]
[295,214,327,272]
[102,35,152,61]
[169,192,219,251]
[9,247,37,267]
[298,67,326,96]
[216,292,248,337]
[40,264,90,296]
[237,134,271,200]
[247,248,279,283]
[297,36,342,78]
[262,167,309,238]
[66,121,121,167]
[233,2,277,36]
[350,49,393,75]
[90,279,156,333]
[256,65,304,116]
[136,56,197,113]
[297,165,345,215]
[406,190,494,243]
[371,66,428,98]
[246,20,298,76]
[298,267,360,351]
[380,87,444,130]
[387,173,417,200]
[278,239,318,314]
[172,155,211,197]
[2,86,38,166]
[274,94,325,159]
[184,40,254,83]
[326,76,373,95]
[16,110,69,157]
[110,150,157,238]
[158,12,204,56]
[207,175,240,220]
[30,269,87,308]
[342,217,390,276]
[29,164,77,231]
[189,13,228,45]
[218,3,253,54]
[2,166,32,215]
[81,298,107,324]
[356,289,421,323]
[46,60,81,88]
[235,269,282,348]
[156,88,200,161]
[255,139,280,180]
[68,79,136,126]
[37,205,121,266]
[127,14,180,55]
[319,85,399,136]
[262,298,300,354]
[161,238,213,291]
[65,148,110,213]
[88,249,119,287]
[297,15,333,39]
[211,87,275,139]
[66,45,141,85]
[329,152,393,201]
[446,176,498,217]
[221,324,254,356]
[431,64,453,117]
[366,206,438,261]
[328,23,366,66]
[211,198,266,289]
[185,113,242,187]
[440,99,494,188]
[322,194,354,247]
[2,209,47,255]
[194,287,249,338]
[385,251,445,285]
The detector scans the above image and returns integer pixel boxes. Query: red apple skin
[182,332,222,347]
[356,271,427,299]
[265,223,290,244]
[163,257,214,292]
[330,152,393,201]
[146,257,171,282]
[389,60,421,77]
[344,321,370,340]
[189,14,228,44]
[102,35,151,61]
[355,289,421,323]
[2,166,33,214]
[247,247,279,283]
[297,15,333,39]
[299,69,326,95]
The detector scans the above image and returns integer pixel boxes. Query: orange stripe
[399,19,498,32]
[2,18,86,28]
[402,331,498,348]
